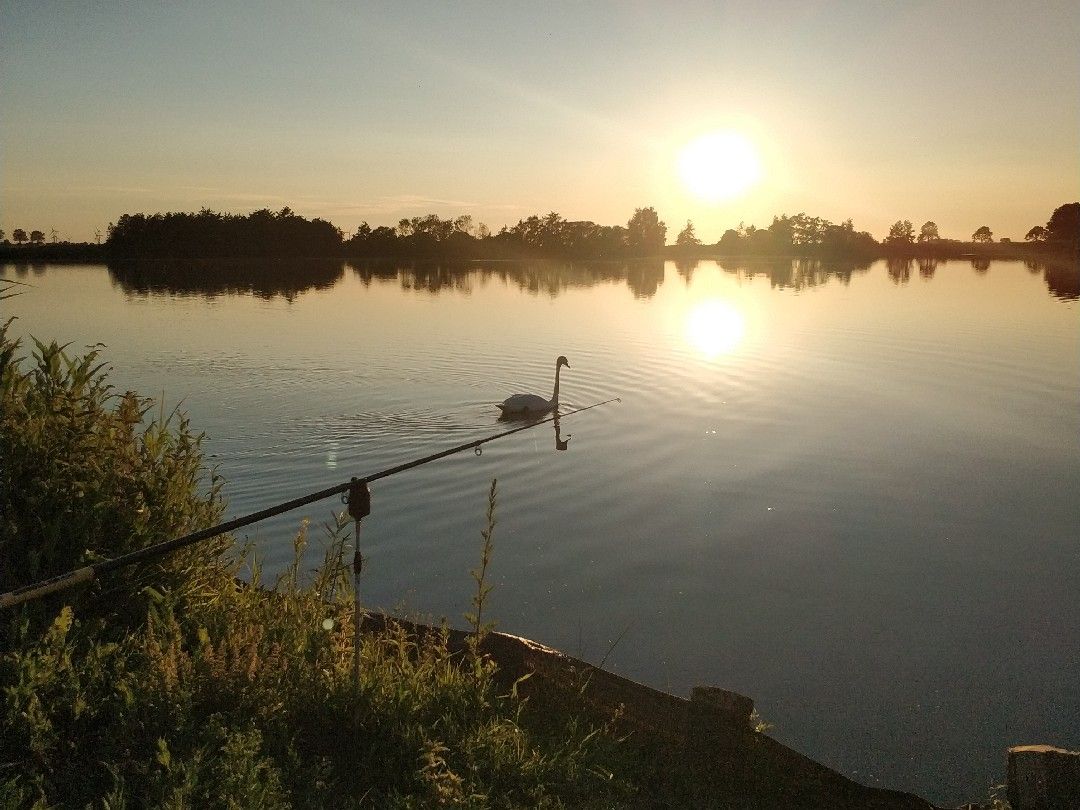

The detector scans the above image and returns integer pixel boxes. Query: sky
[1,0,1077,244]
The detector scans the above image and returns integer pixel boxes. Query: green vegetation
[0,322,224,610]
[0,326,650,808]
[1,524,637,807]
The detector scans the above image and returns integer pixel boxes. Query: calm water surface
[4,258,1078,804]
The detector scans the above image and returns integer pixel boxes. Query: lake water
[3,258,1078,804]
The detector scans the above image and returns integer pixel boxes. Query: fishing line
[1,398,620,608]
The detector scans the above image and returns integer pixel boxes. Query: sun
[677,130,762,203]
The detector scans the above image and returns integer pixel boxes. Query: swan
[497,356,570,416]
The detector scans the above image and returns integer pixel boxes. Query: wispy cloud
[8,185,161,197]
[378,22,656,151]
[7,183,526,227]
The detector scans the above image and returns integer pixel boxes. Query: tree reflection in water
[714,257,871,290]
[108,259,344,301]
[1043,263,1079,300]
[102,257,1076,302]
[351,257,873,298]
[887,257,913,284]
[350,259,667,299]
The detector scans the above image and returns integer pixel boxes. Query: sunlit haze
[1,2,1077,241]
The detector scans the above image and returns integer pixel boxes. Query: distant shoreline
[0,241,1075,268]
[6,202,1073,268]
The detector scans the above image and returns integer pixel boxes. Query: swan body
[497,356,569,416]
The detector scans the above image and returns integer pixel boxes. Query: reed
[465,478,498,653]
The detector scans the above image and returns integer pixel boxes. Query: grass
[2,523,639,807]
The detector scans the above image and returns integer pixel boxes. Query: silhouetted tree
[747,228,777,253]
[746,213,873,259]
[107,208,342,259]
[1024,225,1047,242]
[0,229,5,242]
[49,228,59,243]
[94,229,103,244]
[972,226,993,243]
[675,220,701,248]
[885,220,915,245]
[12,229,27,244]
[767,214,795,249]
[790,213,827,247]
[29,230,45,245]
[717,229,741,253]
[507,215,543,249]
[1046,202,1079,244]
[395,214,457,243]
[368,226,396,251]
[539,212,565,249]
[820,219,877,257]
[625,207,667,255]
[918,221,940,242]
[476,223,490,240]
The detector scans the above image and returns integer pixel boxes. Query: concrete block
[1007,744,1080,810]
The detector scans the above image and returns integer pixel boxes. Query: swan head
[556,355,570,369]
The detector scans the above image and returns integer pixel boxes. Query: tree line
[105,208,342,259]
[2,202,1076,262]
[0,228,72,245]
[98,206,669,261]
[671,213,880,259]
[876,203,1079,256]
[670,203,1078,259]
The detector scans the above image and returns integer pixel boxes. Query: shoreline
[0,242,1074,269]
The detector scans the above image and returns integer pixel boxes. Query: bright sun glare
[685,298,746,358]
[677,130,762,203]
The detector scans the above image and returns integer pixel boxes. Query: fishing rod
[0,397,620,609]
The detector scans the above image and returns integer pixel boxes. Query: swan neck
[552,361,562,403]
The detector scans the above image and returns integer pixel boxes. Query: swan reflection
[685,298,746,358]
[553,413,569,451]
[496,410,571,451]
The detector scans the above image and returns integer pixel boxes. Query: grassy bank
[1,321,657,807]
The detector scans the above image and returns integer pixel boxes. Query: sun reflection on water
[685,298,746,358]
